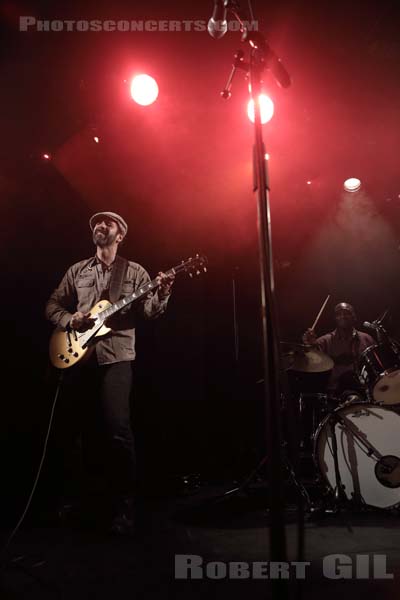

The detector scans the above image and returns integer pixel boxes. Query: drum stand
[315,409,376,514]
[193,268,312,517]
[326,411,353,511]
[207,439,313,514]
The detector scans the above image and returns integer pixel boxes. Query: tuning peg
[189,273,193,278]
[196,270,200,276]
[203,267,207,273]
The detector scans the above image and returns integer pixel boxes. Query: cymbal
[290,348,334,373]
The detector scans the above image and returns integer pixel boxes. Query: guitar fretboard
[97,266,179,323]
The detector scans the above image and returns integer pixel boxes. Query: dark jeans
[49,358,136,509]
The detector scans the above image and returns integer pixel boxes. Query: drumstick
[310,294,330,331]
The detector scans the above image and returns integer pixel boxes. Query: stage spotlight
[247,95,274,124]
[344,178,361,193]
[93,136,99,144]
[43,153,51,160]
[130,74,159,106]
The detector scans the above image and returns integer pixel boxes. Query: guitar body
[49,299,112,369]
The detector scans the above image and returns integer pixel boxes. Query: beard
[93,229,118,248]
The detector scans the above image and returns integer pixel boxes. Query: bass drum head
[315,403,400,509]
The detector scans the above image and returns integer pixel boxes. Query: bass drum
[315,402,400,509]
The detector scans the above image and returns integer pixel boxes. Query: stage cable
[0,370,64,568]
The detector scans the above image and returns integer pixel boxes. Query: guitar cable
[0,370,64,569]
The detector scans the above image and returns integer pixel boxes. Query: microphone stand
[366,318,392,346]
[248,36,287,565]
[217,4,291,575]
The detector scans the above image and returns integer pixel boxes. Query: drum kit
[281,327,400,512]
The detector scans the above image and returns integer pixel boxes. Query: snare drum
[358,343,400,405]
[315,402,400,509]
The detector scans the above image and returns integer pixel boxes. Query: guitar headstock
[179,254,208,278]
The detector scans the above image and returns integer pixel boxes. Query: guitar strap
[109,255,129,303]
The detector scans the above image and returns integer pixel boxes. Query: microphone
[208,0,229,39]
[244,32,291,88]
[363,320,385,331]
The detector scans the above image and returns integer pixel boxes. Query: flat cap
[89,211,128,237]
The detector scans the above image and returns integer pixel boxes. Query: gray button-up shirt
[45,255,170,364]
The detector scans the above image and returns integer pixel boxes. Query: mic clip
[221,50,247,99]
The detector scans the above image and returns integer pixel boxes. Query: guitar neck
[97,266,180,323]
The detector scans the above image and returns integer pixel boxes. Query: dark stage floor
[2,479,400,600]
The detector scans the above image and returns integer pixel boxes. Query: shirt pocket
[121,280,134,295]
[76,277,95,306]
[77,278,95,288]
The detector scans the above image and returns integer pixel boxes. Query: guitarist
[45,211,174,535]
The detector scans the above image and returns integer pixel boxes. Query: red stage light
[130,74,159,106]
[43,153,51,160]
[247,95,274,124]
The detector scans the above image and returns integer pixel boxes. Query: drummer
[302,302,375,397]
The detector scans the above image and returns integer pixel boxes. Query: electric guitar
[49,254,207,369]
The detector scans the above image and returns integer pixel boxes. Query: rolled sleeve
[144,290,170,319]
[135,267,170,320]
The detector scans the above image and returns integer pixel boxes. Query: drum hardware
[284,313,400,514]
[296,391,365,457]
[314,402,400,510]
[275,333,400,514]
[291,348,334,374]
[328,410,382,474]
[310,404,371,510]
[280,342,334,374]
[338,390,367,406]
[209,440,313,512]
[298,393,331,454]
[375,456,400,488]
[358,342,400,406]
[327,410,348,507]
[359,316,400,406]
[281,350,295,371]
